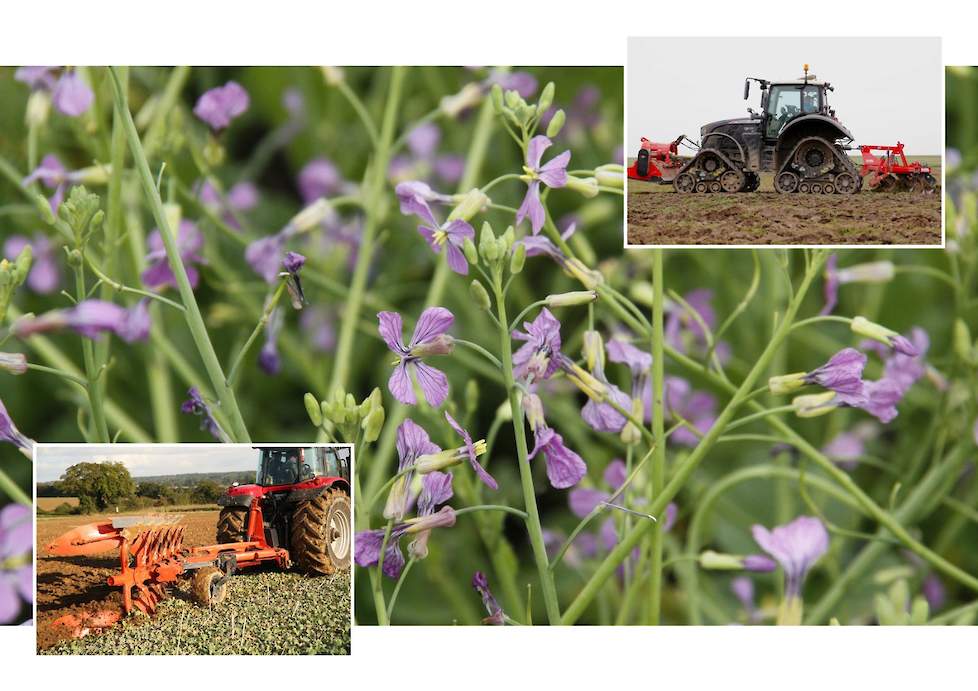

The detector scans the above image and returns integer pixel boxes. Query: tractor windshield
[765,85,821,137]
[258,448,302,486]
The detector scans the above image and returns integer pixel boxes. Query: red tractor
[46,446,352,636]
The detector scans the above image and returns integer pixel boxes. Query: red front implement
[627,136,688,183]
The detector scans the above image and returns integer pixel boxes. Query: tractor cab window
[766,85,822,137]
[259,449,300,486]
[322,447,351,479]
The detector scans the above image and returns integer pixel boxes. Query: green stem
[107,66,250,443]
[492,276,561,625]
[454,504,528,520]
[26,363,88,388]
[561,253,825,625]
[454,338,503,369]
[74,263,110,443]
[0,468,31,505]
[373,518,394,625]
[386,556,416,620]
[336,78,380,147]
[226,282,287,387]
[647,248,666,624]
[328,67,404,398]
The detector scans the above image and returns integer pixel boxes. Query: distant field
[626,155,942,245]
[36,497,79,511]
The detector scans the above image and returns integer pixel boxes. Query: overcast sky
[627,37,941,156]
[36,445,259,483]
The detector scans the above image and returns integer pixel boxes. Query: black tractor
[673,65,862,195]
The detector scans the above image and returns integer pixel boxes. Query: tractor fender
[780,114,854,142]
[285,478,350,504]
[217,493,255,508]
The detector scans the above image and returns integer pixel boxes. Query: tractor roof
[772,78,829,87]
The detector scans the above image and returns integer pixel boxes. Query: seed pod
[470,280,492,311]
[546,108,565,138]
[536,82,555,116]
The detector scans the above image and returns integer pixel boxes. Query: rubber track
[776,136,861,194]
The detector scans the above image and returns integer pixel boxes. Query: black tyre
[216,507,248,543]
[290,488,352,575]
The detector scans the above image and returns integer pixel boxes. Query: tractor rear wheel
[191,566,228,607]
[216,507,248,543]
[290,488,352,575]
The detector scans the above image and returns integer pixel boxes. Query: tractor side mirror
[743,79,750,100]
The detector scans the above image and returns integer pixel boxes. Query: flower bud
[565,175,599,198]
[699,550,746,570]
[75,165,112,185]
[489,83,504,113]
[620,399,643,446]
[850,316,917,356]
[768,372,807,395]
[547,290,597,308]
[0,352,27,375]
[582,330,605,371]
[290,198,334,234]
[463,238,479,265]
[953,319,976,365]
[321,66,345,86]
[304,392,323,427]
[504,89,522,109]
[509,242,526,275]
[595,164,624,189]
[743,554,777,572]
[410,333,455,357]
[203,136,225,168]
[499,225,515,252]
[629,281,655,307]
[536,82,555,115]
[470,280,492,311]
[361,407,385,443]
[792,391,838,418]
[440,83,483,118]
[479,222,499,262]
[546,109,565,138]
[25,90,51,128]
[495,399,514,422]
[163,202,182,236]
[12,245,33,285]
[448,188,489,223]
[835,261,895,284]
[564,258,603,290]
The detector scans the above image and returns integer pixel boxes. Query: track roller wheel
[775,171,798,194]
[709,181,721,193]
[811,183,822,194]
[674,173,695,194]
[192,566,229,607]
[834,173,857,195]
[799,181,811,194]
[720,170,744,193]
[822,182,835,195]
[694,182,708,193]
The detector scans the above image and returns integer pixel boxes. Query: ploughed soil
[35,510,220,650]
[626,173,942,246]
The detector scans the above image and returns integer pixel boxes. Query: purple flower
[524,392,586,489]
[516,135,570,234]
[822,422,878,470]
[22,154,69,213]
[245,229,293,283]
[395,181,454,219]
[512,308,564,381]
[282,252,307,308]
[15,66,57,91]
[0,398,35,456]
[922,574,946,612]
[142,220,206,290]
[193,81,249,131]
[0,504,33,624]
[300,308,335,352]
[743,554,778,572]
[199,180,259,230]
[180,387,228,442]
[487,70,539,99]
[13,299,150,343]
[51,71,93,116]
[653,377,717,446]
[283,251,305,274]
[403,195,474,275]
[298,158,343,203]
[581,381,631,434]
[384,419,441,520]
[856,378,903,423]
[804,348,868,404]
[355,504,457,579]
[731,576,757,621]
[4,233,59,294]
[444,411,497,490]
[258,308,283,375]
[472,571,505,625]
[408,472,455,559]
[878,327,929,394]
[378,307,455,407]
[752,516,829,598]
[665,289,716,351]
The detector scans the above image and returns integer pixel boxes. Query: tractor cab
[744,65,835,141]
[256,446,350,488]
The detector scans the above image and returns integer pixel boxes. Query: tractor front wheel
[216,507,248,543]
[290,489,352,575]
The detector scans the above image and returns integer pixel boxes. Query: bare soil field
[36,510,351,654]
[626,159,942,246]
